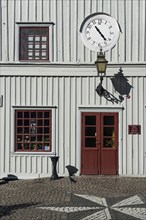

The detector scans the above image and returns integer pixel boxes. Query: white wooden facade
[0,0,146,179]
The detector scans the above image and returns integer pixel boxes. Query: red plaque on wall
[128,125,141,135]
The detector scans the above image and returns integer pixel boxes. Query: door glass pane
[104,116,114,125]
[85,138,96,147]
[104,127,114,136]
[85,127,96,136]
[85,116,96,125]
[104,137,115,148]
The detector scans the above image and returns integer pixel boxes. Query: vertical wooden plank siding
[0,75,145,177]
[0,0,145,63]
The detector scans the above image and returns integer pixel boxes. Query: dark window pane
[44,136,49,142]
[38,112,43,118]
[44,120,49,126]
[30,144,37,150]
[37,144,42,150]
[85,127,96,136]
[17,144,23,150]
[24,144,29,150]
[24,112,29,118]
[30,135,36,142]
[17,120,23,126]
[37,135,42,142]
[17,112,22,118]
[104,138,115,148]
[24,127,29,134]
[44,127,49,134]
[31,112,36,118]
[44,112,49,118]
[85,138,96,147]
[37,127,43,134]
[38,120,43,126]
[17,127,23,134]
[85,116,96,125]
[104,127,114,136]
[104,116,114,125]
[24,120,29,126]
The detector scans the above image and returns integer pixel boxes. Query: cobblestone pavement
[0,176,146,220]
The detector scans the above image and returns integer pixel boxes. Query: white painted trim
[144,106,146,155]
[77,107,123,175]
[11,106,57,156]
[1,64,146,77]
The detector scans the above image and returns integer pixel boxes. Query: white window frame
[15,22,55,62]
[11,106,57,156]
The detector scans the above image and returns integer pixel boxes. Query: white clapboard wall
[0,65,146,178]
[0,0,145,63]
[0,0,146,178]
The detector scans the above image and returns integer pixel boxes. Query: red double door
[81,112,118,175]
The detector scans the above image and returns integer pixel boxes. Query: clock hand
[95,26,107,41]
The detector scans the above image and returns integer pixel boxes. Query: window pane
[30,135,36,142]
[24,120,29,126]
[44,127,49,133]
[17,144,23,150]
[35,44,40,49]
[35,36,40,41]
[17,127,23,134]
[85,116,96,125]
[44,120,49,126]
[42,44,46,49]
[104,116,114,125]
[31,112,36,118]
[85,127,96,136]
[85,138,96,147]
[38,112,43,118]
[17,112,22,118]
[24,112,29,118]
[104,138,115,148]
[38,120,43,126]
[37,127,43,133]
[42,51,46,56]
[24,127,29,134]
[42,36,47,41]
[17,120,23,126]
[104,127,114,136]
[28,36,33,41]
[28,44,33,49]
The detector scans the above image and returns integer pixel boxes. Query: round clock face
[80,13,121,52]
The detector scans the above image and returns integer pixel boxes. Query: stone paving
[0,176,146,220]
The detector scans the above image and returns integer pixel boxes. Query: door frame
[77,106,124,175]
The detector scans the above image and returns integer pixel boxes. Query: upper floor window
[19,27,49,61]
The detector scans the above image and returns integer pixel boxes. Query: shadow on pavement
[0,203,38,218]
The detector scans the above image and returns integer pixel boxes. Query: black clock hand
[95,26,107,41]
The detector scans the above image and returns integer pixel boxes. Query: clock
[80,12,121,52]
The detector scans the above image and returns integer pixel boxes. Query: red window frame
[19,27,49,61]
[15,110,52,152]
